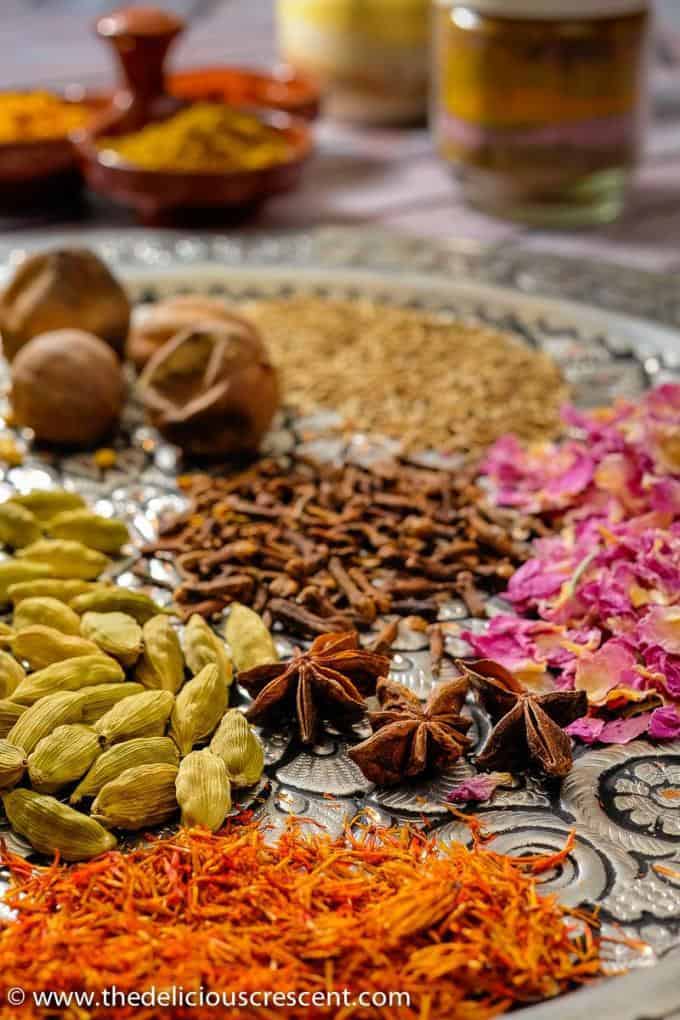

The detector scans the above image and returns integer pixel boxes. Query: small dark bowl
[0,92,102,214]
[169,64,321,121]
[75,109,312,225]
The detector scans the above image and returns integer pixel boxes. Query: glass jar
[432,0,650,225]
[277,0,430,125]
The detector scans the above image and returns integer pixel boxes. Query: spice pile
[1,247,568,459]
[466,383,680,745]
[245,296,568,454]
[98,104,293,173]
[143,455,543,628]
[0,488,267,860]
[0,91,92,144]
[0,820,602,1020]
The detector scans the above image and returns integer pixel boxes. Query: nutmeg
[127,295,253,371]
[11,329,125,447]
[139,319,279,458]
[0,248,130,361]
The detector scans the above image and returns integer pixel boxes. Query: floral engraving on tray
[563,742,680,857]
[611,760,680,840]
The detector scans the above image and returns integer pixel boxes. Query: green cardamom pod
[46,510,130,555]
[71,736,180,804]
[0,502,41,549]
[8,690,85,753]
[77,682,146,724]
[8,579,105,605]
[80,612,143,667]
[0,649,25,698]
[17,539,109,581]
[225,603,278,673]
[0,560,53,604]
[13,596,82,635]
[94,689,174,746]
[70,588,168,624]
[135,615,184,693]
[175,749,231,831]
[9,490,86,523]
[3,788,117,861]
[11,654,124,705]
[210,709,265,788]
[0,698,26,739]
[170,664,227,756]
[184,614,233,688]
[28,723,103,794]
[11,626,101,671]
[91,763,179,830]
[0,739,26,790]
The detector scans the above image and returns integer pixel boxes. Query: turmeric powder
[97,103,292,173]
[0,92,91,144]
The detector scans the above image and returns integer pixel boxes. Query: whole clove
[142,456,544,636]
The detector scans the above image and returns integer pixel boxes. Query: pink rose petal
[649,706,680,740]
[651,478,680,514]
[565,716,605,745]
[599,714,652,744]
[446,773,510,804]
[639,607,680,656]
[574,640,637,704]
[594,452,643,508]
[481,384,679,725]
[507,558,567,606]
[544,446,595,503]
[643,647,680,698]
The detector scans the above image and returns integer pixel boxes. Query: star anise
[459,659,587,778]
[239,631,390,744]
[348,676,472,786]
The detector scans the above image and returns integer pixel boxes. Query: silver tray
[1,229,679,1020]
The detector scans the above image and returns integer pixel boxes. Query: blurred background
[2,2,279,86]
[4,1,680,90]
[3,0,680,271]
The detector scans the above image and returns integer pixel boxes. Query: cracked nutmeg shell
[138,319,279,458]
[11,329,125,447]
[127,295,255,371]
[0,248,130,361]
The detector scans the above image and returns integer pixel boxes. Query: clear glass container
[432,0,651,226]
[277,0,430,125]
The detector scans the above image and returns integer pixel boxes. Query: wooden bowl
[169,64,321,120]
[0,92,101,213]
[75,109,312,225]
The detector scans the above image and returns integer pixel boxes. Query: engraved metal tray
[1,229,679,1020]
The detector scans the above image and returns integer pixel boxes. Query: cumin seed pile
[244,297,567,454]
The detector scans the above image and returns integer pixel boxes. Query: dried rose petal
[649,706,680,740]
[481,384,679,737]
[446,772,511,805]
[651,478,680,514]
[507,558,567,606]
[565,716,605,745]
[643,647,680,698]
[599,714,652,744]
[574,640,638,705]
[639,607,680,656]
